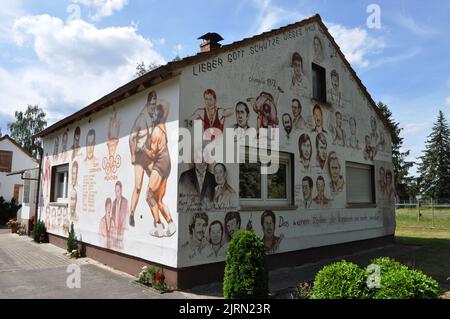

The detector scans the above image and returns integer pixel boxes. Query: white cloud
[403,122,432,135]
[73,0,128,21]
[250,0,304,34]
[445,97,450,107]
[328,24,385,68]
[396,15,438,37]
[2,14,165,123]
[0,0,25,42]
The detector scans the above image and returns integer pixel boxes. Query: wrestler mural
[129,91,176,238]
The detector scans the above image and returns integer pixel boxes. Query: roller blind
[346,162,373,203]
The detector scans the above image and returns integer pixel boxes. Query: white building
[0,135,39,228]
[35,15,395,289]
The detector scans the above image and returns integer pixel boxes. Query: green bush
[32,220,47,243]
[0,197,22,225]
[369,257,440,299]
[223,230,268,299]
[311,260,368,299]
[67,223,78,253]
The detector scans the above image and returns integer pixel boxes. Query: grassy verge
[395,226,450,296]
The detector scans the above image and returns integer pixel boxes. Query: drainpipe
[32,144,43,237]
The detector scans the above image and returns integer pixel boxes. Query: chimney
[198,32,224,53]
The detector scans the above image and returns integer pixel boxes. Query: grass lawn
[396,207,450,229]
[395,225,450,297]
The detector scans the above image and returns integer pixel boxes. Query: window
[239,150,293,208]
[312,63,326,103]
[0,150,13,172]
[51,164,69,202]
[346,162,375,205]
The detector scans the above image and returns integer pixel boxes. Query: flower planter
[11,227,17,234]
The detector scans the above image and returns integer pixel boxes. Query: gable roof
[35,14,394,139]
[0,135,38,162]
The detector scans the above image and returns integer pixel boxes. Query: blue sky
[0,0,449,175]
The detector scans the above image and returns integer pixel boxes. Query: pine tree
[417,110,450,202]
[377,102,414,199]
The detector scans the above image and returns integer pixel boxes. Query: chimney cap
[198,32,224,43]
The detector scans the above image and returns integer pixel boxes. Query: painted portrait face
[292,100,300,118]
[54,137,59,155]
[314,37,322,56]
[115,183,122,199]
[317,178,325,196]
[386,171,393,185]
[302,180,312,200]
[330,158,341,181]
[379,167,386,184]
[371,117,377,132]
[86,132,95,160]
[106,201,112,217]
[335,112,342,128]
[73,127,80,148]
[331,73,339,91]
[204,93,216,108]
[263,103,271,115]
[313,107,323,128]
[236,103,248,128]
[282,114,292,134]
[301,137,312,160]
[349,117,356,135]
[210,222,223,245]
[214,164,226,186]
[62,133,68,149]
[318,138,327,162]
[226,218,239,238]
[292,56,302,77]
[263,215,274,238]
[194,217,207,241]
[365,135,371,145]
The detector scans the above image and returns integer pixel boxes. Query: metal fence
[395,202,450,230]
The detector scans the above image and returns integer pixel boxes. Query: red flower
[155,273,165,282]
[40,232,45,237]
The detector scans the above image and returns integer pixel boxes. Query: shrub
[0,197,22,225]
[368,257,440,299]
[311,260,368,299]
[223,230,268,299]
[292,282,313,299]
[67,223,78,253]
[137,266,167,292]
[32,220,47,243]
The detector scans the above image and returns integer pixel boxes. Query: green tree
[7,105,47,158]
[135,61,160,77]
[417,110,450,202]
[377,102,414,199]
[172,55,182,62]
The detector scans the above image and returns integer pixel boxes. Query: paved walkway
[0,229,423,299]
[0,231,214,299]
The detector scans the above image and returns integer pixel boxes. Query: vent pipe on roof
[198,32,224,52]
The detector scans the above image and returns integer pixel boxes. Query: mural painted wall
[178,21,394,267]
[39,78,180,267]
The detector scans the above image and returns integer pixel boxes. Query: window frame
[50,164,69,203]
[0,150,13,173]
[345,161,376,208]
[239,149,294,209]
[312,63,327,103]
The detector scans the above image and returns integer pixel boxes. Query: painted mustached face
[194,218,207,241]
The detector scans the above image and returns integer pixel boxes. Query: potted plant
[6,219,20,233]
